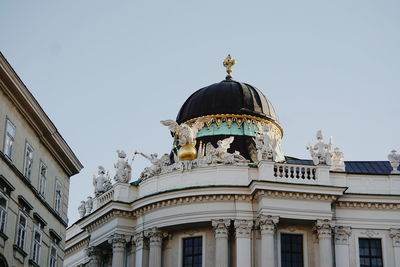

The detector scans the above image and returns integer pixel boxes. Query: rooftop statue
[254,124,285,162]
[197,137,248,166]
[161,118,208,161]
[331,147,345,171]
[135,152,170,179]
[307,130,333,166]
[114,150,132,183]
[93,166,111,196]
[78,200,86,218]
[85,196,93,215]
[388,150,400,174]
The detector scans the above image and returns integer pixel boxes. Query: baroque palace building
[65,56,400,267]
[0,53,83,267]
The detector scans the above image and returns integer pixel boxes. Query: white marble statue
[136,152,170,179]
[114,150,132,183]
[78,201,86,218]
[160,118,208,147]
[388,150,400,174]
[331,147,345,171]
[93,166,109,196]
[85,196,93,214]
[307,130,333,165]
[197,137,248,166]
[253,124,284,162]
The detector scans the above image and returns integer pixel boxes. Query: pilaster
[315,219,334,267]
[212,219,230,267]
[390,229,400,267]
[234,220,253,267]
[334,226,351,267]
[258,215,279,267]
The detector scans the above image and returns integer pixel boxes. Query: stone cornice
[65,237,90,256]
[254,189,339,201]
[0,53,83,176]
[336,201,400,210]
[85,209,133,233]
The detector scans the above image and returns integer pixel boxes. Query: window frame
[31,224,42,264]
[23,142,34,180]
[0,191,8,233]
[358,238,384,267]
[49,240,58,267]
[38,161,47,198]
[277,229,309,267]
[54,180,62,213]
[15,211,28,250]
[3,118,16,160]
[355,230,387,267]
[178,232,206,267]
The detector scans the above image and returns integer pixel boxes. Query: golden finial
[223,54,236,79]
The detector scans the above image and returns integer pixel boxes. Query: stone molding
[337,201,400,210]
[85,209,132,232]
[234,220,253,238]
[66,237,90,256]
[390,229,400,247]
[257,215,279,235]
[334,226,352,245]
[314,219,334,240]
[144,227,168,247]
[212,219,231,238]
[108,233,127,250]
[255,189,338,201]
[360,229,379,238]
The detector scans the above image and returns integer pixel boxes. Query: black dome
[176,79,279,124]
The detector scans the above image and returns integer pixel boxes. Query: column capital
[108,233,127,250]
[133,231,148,250]
[390,229,400,247]
[334,226,352,245]
[257,215,279,235]
[234,219,253,238]
[144,227,168,247]
[85,246,105,263]
[212,219,231,238]
[314,219,334,239]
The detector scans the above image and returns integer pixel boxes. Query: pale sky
[1,0,399,225]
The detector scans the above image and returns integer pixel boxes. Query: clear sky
[1,0,399,225]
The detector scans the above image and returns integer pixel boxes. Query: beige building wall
[0,53,82,267]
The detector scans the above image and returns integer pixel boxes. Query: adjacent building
[0,53,83,266]
[65,56,400,267]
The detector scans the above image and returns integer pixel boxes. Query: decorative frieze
[212,219,231,238]
[390,229,400,247]
[334,226,352,245]
[255,189,338,201]
[337,201,400,210]
[315,219,334,239]
[65,237,90,255]
[257,215,279,235]
[234,220,253,238]
[360,229,379,238]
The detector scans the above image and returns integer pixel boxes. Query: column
[126,239,136,267]
[334,226,351,267]
[134,232,149,267]
[390,229,400,267]
[145,227,167,267]
[108,233,126,267]
[315,219,334,267]
[258,215,279,267]
[212,219,230,267]
[85,246,103,267]
[234,219,253,267]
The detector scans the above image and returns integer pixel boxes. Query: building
[65,56,400,267]
[0,53,83,267]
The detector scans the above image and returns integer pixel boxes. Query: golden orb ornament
[178,144,197,161]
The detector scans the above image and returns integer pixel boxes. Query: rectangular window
[359,238,383,267]
[281,233,304,267]
[0,192,8,233]
[4,119,16,160]
[31,225,42,264]
[49,242,57,267]
[16,212,27,249]
[54,180,62,213]
[24,142,34,179]
[38,162,47,197]
[182,236,202,267]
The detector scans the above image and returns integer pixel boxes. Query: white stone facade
[65,161,400,267]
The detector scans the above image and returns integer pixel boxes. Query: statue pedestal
[258,161,276,181]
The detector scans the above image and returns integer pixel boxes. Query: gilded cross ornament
[223,54,236,79]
